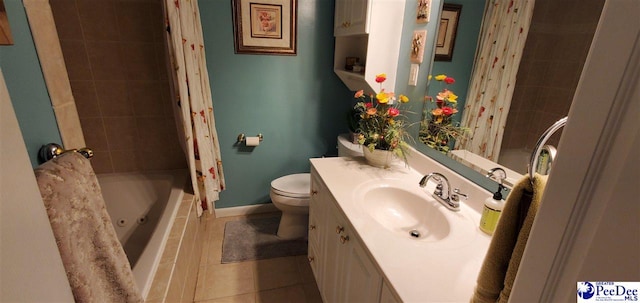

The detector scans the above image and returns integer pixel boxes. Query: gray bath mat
[221,215,307,263]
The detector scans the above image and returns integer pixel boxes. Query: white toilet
[270,135,363,239]
[337,133,364,158]
[270,173,311,239]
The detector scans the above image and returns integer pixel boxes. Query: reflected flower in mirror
[352,73,413,163]
[419,74,470,153]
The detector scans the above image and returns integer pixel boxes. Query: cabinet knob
[309,224,316,230]
[340,235,350,244]
[312,190,318,195]
[308,256,315,263]
[336,225,344,234]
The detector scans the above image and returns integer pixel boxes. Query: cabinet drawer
[308,211,321,250]
[307,241,323,290]
[309,173,326,248]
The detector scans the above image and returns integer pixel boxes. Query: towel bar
[39,143,93,163]
[528,116,567,184]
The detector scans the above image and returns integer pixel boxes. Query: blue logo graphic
[578,282,595,300]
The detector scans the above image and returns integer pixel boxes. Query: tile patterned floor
[194,213,322,303]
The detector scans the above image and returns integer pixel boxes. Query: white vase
[362,147,394,168]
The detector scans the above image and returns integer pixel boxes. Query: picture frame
[410,29,427,64]
[435,3,461,61]
[0,0,13,45]
[232,0,297,55]
[416,0,431,23]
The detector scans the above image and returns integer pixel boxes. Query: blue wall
[430,0,485,116]
[199,0,353,208]
[0,0,61,167]
[396,0,444,139]
[413,0,503,193]
[0,0,485,206]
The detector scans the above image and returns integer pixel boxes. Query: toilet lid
[271,173,310,198]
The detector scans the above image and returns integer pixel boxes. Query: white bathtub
[497,148,530,175]
[97,170,187,299]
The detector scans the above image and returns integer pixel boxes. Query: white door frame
[510,0,640,301]
[0,68,75,301]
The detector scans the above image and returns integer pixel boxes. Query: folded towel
[471,174,547,303]
[35,153,143,303]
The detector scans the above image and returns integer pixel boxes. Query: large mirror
[416,0,604,186]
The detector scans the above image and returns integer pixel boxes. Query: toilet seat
[271,173,310,198]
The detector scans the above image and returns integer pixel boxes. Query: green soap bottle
[479,184,505,235]
[480,168,507,235]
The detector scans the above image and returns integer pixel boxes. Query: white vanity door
[321,195,382,303]
[311,169,385,303]
[334,0,370,36]
[340,234,382,303]
[308,173,327,290]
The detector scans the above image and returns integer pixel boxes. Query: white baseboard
[215,203,279,217]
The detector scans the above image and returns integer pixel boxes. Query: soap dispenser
[479,168,507,235]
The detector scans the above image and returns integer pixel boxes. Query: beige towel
[471,174,547,303]
[35,153,143,303]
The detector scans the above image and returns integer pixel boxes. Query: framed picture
[416,0,431,23]
[435,3,461,61]
[232,0,297,55]
[410,29,427,64]
[0,0,13,45]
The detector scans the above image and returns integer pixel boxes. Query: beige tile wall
[50,0,186,173]
[23,0,86,149]
[501,0,605,152]
[147,193,206,303]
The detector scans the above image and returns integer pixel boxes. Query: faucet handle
[434,183,443,196]
[451,188,468,202]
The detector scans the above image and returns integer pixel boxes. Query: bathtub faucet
[419,172,463,212]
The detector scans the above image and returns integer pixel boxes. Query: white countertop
[310,156,492,303]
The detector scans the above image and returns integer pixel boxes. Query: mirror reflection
[419,0,604,179]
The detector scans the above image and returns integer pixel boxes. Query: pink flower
[366,108,377,115]
[442,107,457,115]
[354,90,364,98]
[388,107,400,117]
[444,77,455,84]
[365,102,373,108]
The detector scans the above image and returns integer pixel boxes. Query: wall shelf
[333,0,406,93]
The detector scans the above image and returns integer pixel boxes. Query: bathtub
[97,170,187,299]
[497,148,530,175]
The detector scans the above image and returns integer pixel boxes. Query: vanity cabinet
[323,201,382,303]
[308,173,327,290]
[333,0,406,93]
[310,169,389,303]
[309,157,493,302]
[334,0,370,36]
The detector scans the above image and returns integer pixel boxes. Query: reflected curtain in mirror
[163,0,225,217]
[456,0,535,161]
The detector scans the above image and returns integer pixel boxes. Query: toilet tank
[337,134,364,158]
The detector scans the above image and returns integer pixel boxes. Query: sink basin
[357,182,451,241]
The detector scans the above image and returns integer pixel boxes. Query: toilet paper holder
[237,133,263,143]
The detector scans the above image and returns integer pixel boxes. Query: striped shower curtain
[163,0,225,217]
[457,0,535,161]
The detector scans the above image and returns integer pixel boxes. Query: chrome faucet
[419,172,466,211]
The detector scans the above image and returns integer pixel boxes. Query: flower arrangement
[419,74,469,153]
[352,73,412,162]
